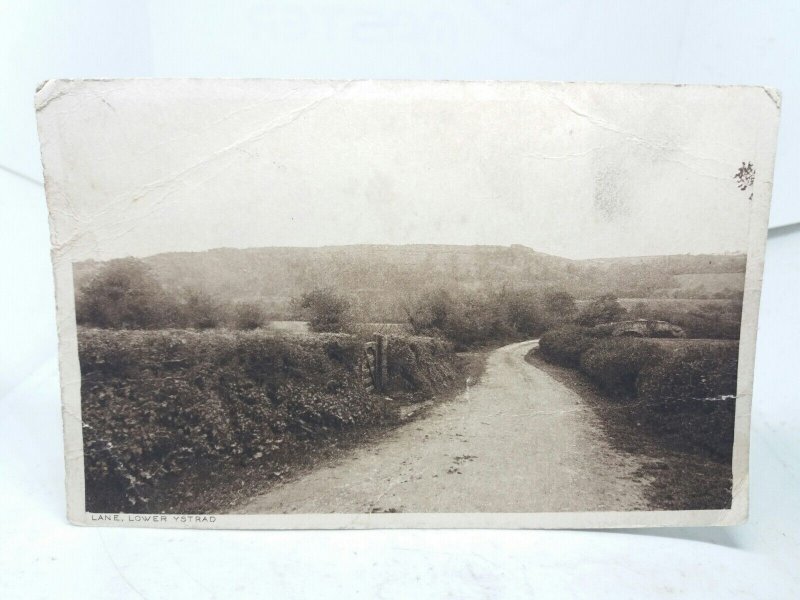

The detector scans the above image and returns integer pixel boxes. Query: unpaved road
[237,340,651,514]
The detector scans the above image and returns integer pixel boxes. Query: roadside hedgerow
[533,321,740,463]
[79,330,378,512]
[637,345,738,403]
[78,328,460,513]
[579,338,665,398]
[636,345,738,461]
[385,335,457,394]
[538,325,596,367]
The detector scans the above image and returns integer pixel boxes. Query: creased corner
[762,87,782,111]
[35,79,75,113]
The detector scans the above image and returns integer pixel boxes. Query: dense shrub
[76,258,178,329]
[435,299,513,349]
[637,345,739,403]
[502,292,549,338]
[538,325,596,367]
[80,330,373,511]
[579,339,665,398]
[296,288,353,333]
[178,287,224,329]
[78,328,460,512]
[636,345,738,461]
[405,289,497,348]
[575,294,627,327]
[405,287,563,349]
[543,290,577,322]
[75,258,274,331]
[233,302,267,330]
[535,319,740,462]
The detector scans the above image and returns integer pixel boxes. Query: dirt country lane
[237,340,652,514]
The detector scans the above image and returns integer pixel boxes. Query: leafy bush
[543,290,577,323]
[538,325,596,367]
[78,328,460,512]
[233,302,267,330]
[76,258,178,329]
[637,345,738,405]
[436,298,512,349]
[636,345,738,461]
[501,291,548,337]
[404,287,552,349]
[79,330,379,511]
[579,339,665,398]
[575,294,627,327]
[296,288,353,333]
[178,287,224,329]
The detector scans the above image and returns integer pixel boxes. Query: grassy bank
[78,328,474,513]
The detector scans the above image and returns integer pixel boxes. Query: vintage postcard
[35,80,779,528]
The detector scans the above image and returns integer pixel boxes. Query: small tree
[404,289,452,334]
[76,258,175,329]
[179,287,223,329]
[501,290,544,337]
[575,294,627,327]
[233,302,266,330]
[298,288,352,333]
[544,290,577,322]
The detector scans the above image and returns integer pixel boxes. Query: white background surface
[1,2,798,598]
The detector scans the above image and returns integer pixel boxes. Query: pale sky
[37,79,779,261]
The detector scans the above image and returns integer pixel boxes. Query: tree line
[76,258,268,330]
[81,256,730,344]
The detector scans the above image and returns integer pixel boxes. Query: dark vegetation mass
[537,323,737,464]
[403,288,577,349]
[76,258,268,330]
[80,329,459,512]
[533,291,739,508]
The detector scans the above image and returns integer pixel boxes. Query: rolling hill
[73,245,746,321]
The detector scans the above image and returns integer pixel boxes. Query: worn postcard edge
[34,79,780,529]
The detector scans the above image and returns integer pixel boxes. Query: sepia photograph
[8,3,800,597]
[35,79,778,528]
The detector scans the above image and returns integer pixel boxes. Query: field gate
[361,334,388,393]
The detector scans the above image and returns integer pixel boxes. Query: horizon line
[74,243,748,264]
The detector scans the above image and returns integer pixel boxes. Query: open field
[617,298,741,310]
[349,322,412,336]
[267,320,311,335]
[671,272,744,292]
[575,297,742,310]
[257,320,412,337]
